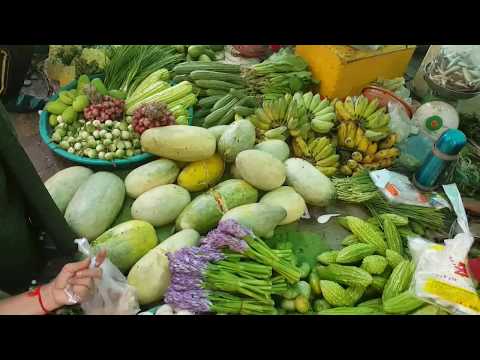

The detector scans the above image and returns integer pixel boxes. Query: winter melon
[44,166,93,214]
[65,172,125,240]
[131,184,191,227]
[260,186,306,225]
[177,153,225,192]
[125,159,180,198]
[92,220,158,273]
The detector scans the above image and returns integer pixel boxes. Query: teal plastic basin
[39,76,193,169]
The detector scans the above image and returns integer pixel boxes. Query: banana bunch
[292,92,336,134]
[250,93,310,141]
[292,136,339,176]
[337,128,400,176]
[335,95,391,141]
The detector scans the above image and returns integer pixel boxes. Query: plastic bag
[350,45,384,51]
[75,238,140,315]
[388,101,417,143]
[369,169,450,209]
[408,184,480,315]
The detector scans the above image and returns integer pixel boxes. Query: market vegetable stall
[33,45,480,315]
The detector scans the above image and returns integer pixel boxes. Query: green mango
[45,100,69,115]
[91,78,108,96]
[72,95,90,112]
[49,114,59,127]
[58,91,74,105]
[62,106,78,124]
[77,74,90,94]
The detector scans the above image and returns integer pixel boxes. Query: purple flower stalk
[164,288,210,313]
[202,228,248,253]
[217,219,252,238]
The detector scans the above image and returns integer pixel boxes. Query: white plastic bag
[408,184,480,315]
[75,238,140,315]
[388,101,417,143]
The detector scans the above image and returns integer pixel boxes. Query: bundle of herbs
[242,48,317,100]
[449,143,480,200]
[103,45,185,94]
[164,220,298,315]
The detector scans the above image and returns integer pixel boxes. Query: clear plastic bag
[75,238,140,315]
[388,101,417,143]
[408,184,480,315]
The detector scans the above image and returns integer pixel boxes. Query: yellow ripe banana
[335,101,352,121]
[366,141,378,156]
[363,98,380,118]
[317,166,338,177]
[344,97,356,118]
[357,137,370,153]
[362,154,375,164]
[314,143,334,161]
[316,154,340,167]
[292,138,304,157]
[337,122,348,147]
[344,122,357,149]
[379,133,397,149]
[354,127,365,147]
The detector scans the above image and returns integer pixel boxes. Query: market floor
[11,112,69,181]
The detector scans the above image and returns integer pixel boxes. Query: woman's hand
[41,250,107,312]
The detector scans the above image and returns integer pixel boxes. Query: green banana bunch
[292,91,337,135]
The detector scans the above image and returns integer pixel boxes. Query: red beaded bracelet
[28,286,49,314]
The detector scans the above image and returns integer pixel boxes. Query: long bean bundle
[333,171,449,231]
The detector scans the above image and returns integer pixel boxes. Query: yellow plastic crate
[296,45,416,99]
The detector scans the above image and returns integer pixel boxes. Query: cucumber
[190,71,244,85]
[210,45,225,51]
[188,45,207,59]
[212,94,235,111]
[206,89,228,96]
[195,79,245,91]
[234,105,254,117]
[204,98,239,128]
[218,98,247,125]
[173,62,241,75]
[173,74,190,83]
[198,95,225,109]
[229,88,248,99]
[198,54,212,62]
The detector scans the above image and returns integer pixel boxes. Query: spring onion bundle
[165,220,297,315]
[104,45,185,93]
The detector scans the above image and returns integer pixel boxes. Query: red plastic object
[362,85,414,118]
[468,258,480,283]
[232,45,271,58]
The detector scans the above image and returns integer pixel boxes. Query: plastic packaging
[388,101,416,143]
[408,184,480,315]
[369,169,450,209]
[396,134,432,172]
[75,238,140,315]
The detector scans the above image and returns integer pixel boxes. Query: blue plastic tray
[39,77,193,169]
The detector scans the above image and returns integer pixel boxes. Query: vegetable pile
[41,45,475,316]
